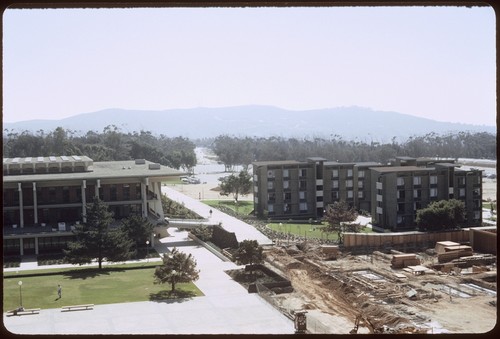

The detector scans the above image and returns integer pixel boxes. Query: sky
[2,5,496,126]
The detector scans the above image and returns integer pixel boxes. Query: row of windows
[267,179,366,191]
[267,169,365,179]
[396,187,480,200]
[268,202,309,213]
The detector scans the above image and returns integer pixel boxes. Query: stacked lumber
[391,253,421,268]
[437,245,473,263]
[435,241,460,254]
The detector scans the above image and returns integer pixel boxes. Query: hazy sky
[2,6,496,125]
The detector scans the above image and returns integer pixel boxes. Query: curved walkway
[162,186,273,245]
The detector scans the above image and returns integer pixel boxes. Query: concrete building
[253,156,483,231]
[3,156,184,256]
[371,160,483,232]
[252,157,382,220]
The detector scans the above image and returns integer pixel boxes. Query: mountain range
[3,105,496,142]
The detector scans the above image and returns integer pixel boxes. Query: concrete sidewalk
[4,227,294,334]
[162,186,273,245]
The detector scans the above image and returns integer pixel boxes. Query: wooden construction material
[435,241,460,254]
[391,253,421,268]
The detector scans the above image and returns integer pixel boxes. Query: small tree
[154,247,200,292]
[323,201,358,244]
[218,170,252,203]
[416,199,466,231]
[64,197,134,269]
[235,240,264,275]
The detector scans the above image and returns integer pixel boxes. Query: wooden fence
[343,229,470,252]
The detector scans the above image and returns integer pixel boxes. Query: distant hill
[3,105,496,141]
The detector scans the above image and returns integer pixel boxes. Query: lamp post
[18,281,23,309]
[146,240,150,262]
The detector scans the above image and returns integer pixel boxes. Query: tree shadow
[62,267,123,280]
[149,289,197,303]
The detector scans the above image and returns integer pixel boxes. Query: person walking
[57,284,62,299]
[209,209,213,218]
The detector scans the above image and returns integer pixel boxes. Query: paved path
[4,196,294,334]
[162,186,273,245]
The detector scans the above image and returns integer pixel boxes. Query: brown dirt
[263,244,497,334]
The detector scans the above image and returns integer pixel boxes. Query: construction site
[254,236,497,334]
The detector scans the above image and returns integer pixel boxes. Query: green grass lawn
[3,263,203,312]
[267,222,373,240]
[204,200,254,215]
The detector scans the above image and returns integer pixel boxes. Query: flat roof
[370,166,435,173]
[3,160,184,183]
[253,160,303,166]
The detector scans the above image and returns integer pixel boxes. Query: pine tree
[64,197,134,269]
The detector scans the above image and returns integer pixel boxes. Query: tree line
[3,126,197,172]
[211,131,496,167]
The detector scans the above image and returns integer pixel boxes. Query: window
[299,180,307,190]
[358,191,364,199]
[413,176,421,185]
[346,180,353,188]
[300,169,307,177]
[49,187,56,203]
[267,170,275,178]
[332,169,339,178]
[397,190,405,199]
[358,170,365,178]
[284,203,291,213]
[283,180,290,189]
[284,192,292,201]
[110,184,117,201]
[397,177,404,186]
[332,191,339,199]
[430,175,438,185]
[268,192,276,202]
[63,187,70,202]
[397,215,403,224]
[347,190,353,199]
[430,188,438,198]
[299,202,308,211]
[268,204,274,213]
[473,188,481,196]
[347,169,353,177]
[398,203,405,212]
[413,189,421,198]
[267,181,274,190]
[358,180,363,188]
[283,169,289,178]
[459,188,466,197]
[458,177,466,186]
[474,211,481,220]
[332,180,339,189]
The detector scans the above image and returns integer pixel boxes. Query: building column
[18,183,24,228]
[141,181,148,218]
[35,237,39,255]
[19,238,24,256]
[33,182,38,224]
[82,180,87,223]
[95,179,100,197]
